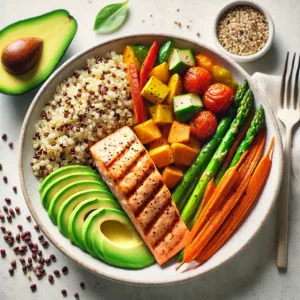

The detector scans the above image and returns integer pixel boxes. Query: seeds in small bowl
[217,5,269,57]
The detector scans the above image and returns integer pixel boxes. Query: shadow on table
[239,41,280,76]
[75,207,277,300]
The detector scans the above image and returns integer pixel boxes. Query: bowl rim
[213,0,275,62]
[18,33,283,285]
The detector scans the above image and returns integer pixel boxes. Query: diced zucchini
[168,49,195,74]
[173,93,203,122]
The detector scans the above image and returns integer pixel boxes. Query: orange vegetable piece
[168,121,190,144]
[195,54,213,74]
[171,143,199,166]
[162,166,184,189]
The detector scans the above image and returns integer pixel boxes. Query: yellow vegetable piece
[225,78,239,94]
[168,121,190,144]
[123,46,140,71]
[165,73,182,106]
[149,62,170,83]
[141,76,170,104]
[134,119,161,144]
[183,135,201,151]
[171,143,199,166]
[162,166,183,189]
[148,145,174,168]
[149,104,174,125]
[212,65,232,84]
[150,136,169,149]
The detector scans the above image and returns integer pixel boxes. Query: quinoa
[32,51,133,178]
[217,5,269,56]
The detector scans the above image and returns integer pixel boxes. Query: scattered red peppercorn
[7,215,12,222]
[11,260,16,267]
[0,163,2,170]
[0,214,5,221]
[38,234,43,240]
[5,197,11,204]
[7,230,11,236]
[1,249,6,256]
[45,258,51,264]
[30,284,37,291]
[13,186,17,193]
[9,208,15,217]
[26,215,31,221]
[13,246,19,252]
[74,293,79,298]
[61,289,67,296]
[80,282,85,289]
[3,176,7,183]
[15,207,20,214]
[19,258,25,264]
[34,225,39,231]
[1,226,5,232]
[42,241,48,247]
[54,270,60,276]
[17,224,23,230]
[48,274,54,282]
[2,134,7,140]
[3,206,8,212]
[9,268,14,275]
[62,266,68,273]
[37,249,42,256]
[8,142,13,148]
[50,254,56,261]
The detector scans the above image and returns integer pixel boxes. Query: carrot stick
[202,179,216,209]
[214,112,254,186]
[187,152,246,245]
[178,131,266,268]
[197,138,274,264]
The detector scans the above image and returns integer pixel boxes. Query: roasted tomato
[203,83,234,113]
[190,110,218,141]
[183,66,212,95]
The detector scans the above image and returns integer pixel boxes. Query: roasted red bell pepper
[127,63,147,124]
[139,41,159,88]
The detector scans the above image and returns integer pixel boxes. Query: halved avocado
[48,181,105,224]
[40,165,96,195]
[67,198,120,250]
[83,208,155,269]
[57,189,117,237]
[0,9,77,94]
[41,172,105,210]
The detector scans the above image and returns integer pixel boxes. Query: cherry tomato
[190,110,218,141]
[203,83,234,113]
[195,54,213,74]
[183,67,212,95]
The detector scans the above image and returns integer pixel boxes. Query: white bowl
[19,34,283,285]
[213,1,275,62]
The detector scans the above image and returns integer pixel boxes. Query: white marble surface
[0,0,300,299]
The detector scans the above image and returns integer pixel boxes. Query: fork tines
[280,52,300,109]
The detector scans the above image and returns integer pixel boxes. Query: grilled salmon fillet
[90,126,190,265]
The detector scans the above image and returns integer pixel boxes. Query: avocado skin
[0,9,78,95]
[83,208,155,269]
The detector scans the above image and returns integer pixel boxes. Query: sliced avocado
[41,172,105,210]
[40,165,97,196]
[48,181,105,224]
[168,48,195,74]
[83,208,154,268]
[174,93,203,122]
[57,189,117,238]
[0,10,77,94]
[67,198,120,250]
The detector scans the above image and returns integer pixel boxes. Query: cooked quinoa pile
[32,51,133,178]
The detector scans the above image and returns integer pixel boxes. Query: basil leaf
[94,0,129,33]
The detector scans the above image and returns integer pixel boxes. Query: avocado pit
[1,37,43,75]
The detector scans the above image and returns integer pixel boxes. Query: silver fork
[276,52,300,271]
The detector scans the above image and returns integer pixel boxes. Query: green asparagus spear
[234,79,248,106]
[172,110,235,211]
[229,105,265,168]
[181,89,253,229]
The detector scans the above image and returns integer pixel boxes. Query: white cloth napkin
[252,72,300,182]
